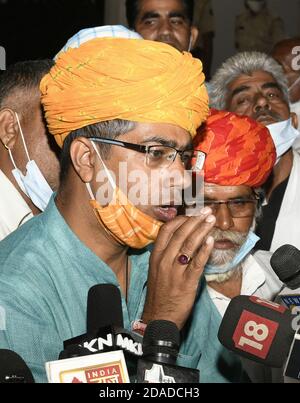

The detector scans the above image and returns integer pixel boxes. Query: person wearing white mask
[235,0,285,54]
[209,51,300,252]
[272,38,300,152]
[0,60,60,241]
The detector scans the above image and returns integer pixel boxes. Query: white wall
[104,0,300,74]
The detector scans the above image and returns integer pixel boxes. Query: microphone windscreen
[0,350,35,383]
[218,295,295,368]
[271,245,300,289]
[87,284,124,334]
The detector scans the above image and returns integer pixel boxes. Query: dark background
[0,0,105,66]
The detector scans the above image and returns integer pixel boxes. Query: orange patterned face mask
[87,142,163,249]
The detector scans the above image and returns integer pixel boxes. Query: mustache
[253,109,282,122]
[209,228,248,246]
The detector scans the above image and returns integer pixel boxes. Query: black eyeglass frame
[90,136,206,166]
[203,194,261,217]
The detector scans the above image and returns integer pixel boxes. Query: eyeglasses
[204,196,260,218]
[90,137,206,169]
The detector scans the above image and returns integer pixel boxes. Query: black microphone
[60,284,142,377]
[0,350,35,383]
[218,296,295,368]
[87,284,124,333]
[271,245,300,310]
[137,320,200,383]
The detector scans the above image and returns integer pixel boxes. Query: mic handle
[136,359,199,383]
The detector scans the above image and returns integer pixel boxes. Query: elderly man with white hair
[209,52,300,253]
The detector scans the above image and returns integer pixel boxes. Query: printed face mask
[86,142,163,249]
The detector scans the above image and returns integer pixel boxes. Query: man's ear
[190,26,199,50]
[291,112,299,129]
[0,109,19,150]
[69,137,98,183]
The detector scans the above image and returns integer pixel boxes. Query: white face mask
[7,113,53,211]
[247,0,265,13]
[267,118,300,164]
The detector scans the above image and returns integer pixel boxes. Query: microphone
[218,295,295,368]
[87,284,124,333]
[136,320,200,383]
[271,245,300,310]
[61,285,142,361]
[52,284,141,382]
[0,350,35,383]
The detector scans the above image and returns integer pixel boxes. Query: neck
[208,268,243,299]
[56,178,130,283]
[266,149,293,200]
[0,149,41,215]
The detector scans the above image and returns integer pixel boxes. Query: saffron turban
[193,110,276,188]
[40,37,209,148]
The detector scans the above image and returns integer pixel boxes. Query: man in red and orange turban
[185,109,283,383]
[193,108,276,281]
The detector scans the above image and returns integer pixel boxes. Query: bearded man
[178,110,283,383]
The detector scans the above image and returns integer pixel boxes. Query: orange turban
[193,110,276,188]
[40,38,209,147]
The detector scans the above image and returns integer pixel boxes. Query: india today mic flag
[46,350,130,383]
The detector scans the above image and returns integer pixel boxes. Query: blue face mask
[204,231,260,275]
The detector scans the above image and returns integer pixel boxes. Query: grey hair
[209,51,289,110]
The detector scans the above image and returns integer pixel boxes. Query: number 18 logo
[232,310,279,359]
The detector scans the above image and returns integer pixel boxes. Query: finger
[176,215,216,261]
[152,216,188,254]
[185,236,214,284]
[166,210,215,263]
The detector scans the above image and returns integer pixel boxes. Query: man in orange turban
[41,37,208,147]
[184,109,283,382]
[0,35,215,383]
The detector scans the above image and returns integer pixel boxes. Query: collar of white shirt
[206,254,280,317]
[0,169,33,241]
